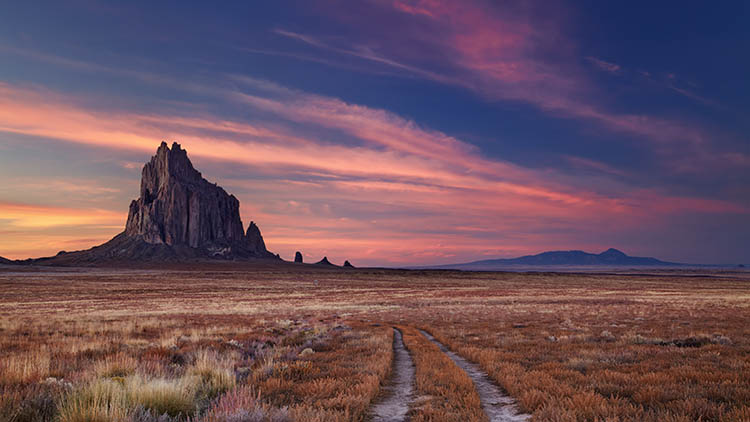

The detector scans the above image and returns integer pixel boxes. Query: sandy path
[369,328,416,422]
[419,330,530,422]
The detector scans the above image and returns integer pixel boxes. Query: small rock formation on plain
[343,260,354,268]
[315,256,335,266]
[294,251,303,263]
[31,141,277,264]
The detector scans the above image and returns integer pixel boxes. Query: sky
[0,1,748,266]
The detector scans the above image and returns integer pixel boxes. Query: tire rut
[369,327,416,422]
[419,329,530,422]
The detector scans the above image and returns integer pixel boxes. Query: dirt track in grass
[420,329,530,422]
[369,328,415,422]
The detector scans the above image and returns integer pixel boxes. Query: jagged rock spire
[122,141,274,258]
[245,221,267,256]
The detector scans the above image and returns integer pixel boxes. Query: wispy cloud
[564,156,629,178]
[275,0,732,159]
[585,57,621,74]
[272,29,453,83]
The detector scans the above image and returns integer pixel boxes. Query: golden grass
[0,348,51,384]
[187,349,236,401]
[125,375,197,417]
[57,378,129,422]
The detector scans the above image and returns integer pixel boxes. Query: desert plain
[1,264,748,422]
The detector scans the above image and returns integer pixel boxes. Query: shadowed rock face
[121,142,273,259]
[125,142,247,248]
[245,221,268,256]
[294,251,303,263]
[343,260,354,268]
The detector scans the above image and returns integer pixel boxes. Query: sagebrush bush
[200,386,290,422]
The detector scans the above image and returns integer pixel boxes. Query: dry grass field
[0,265,748,421]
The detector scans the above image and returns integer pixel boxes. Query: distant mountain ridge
[0,256,12,265]
[428,248,683,270]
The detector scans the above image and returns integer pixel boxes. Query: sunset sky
[0,1,748,266]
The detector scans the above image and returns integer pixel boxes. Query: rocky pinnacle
[123,141,273,258]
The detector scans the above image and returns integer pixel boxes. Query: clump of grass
[57,378,129,422]
[126,375,197,418]
[58,375,198,422]
[0,349,51,385]
[187,350,236,401]
[95,353,138,378]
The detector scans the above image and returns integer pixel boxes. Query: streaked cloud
[0,201,123,228]
[585,57,621,74]
[276,0,730,158]
[0,78,744,264]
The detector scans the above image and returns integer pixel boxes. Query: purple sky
[0,1,748,265]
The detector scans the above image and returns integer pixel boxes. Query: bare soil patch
[369,328,415,422]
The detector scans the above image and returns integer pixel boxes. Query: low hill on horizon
[424,248,687,270]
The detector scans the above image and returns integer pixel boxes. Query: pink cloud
[0,81,745,264]
[272,0,725,160]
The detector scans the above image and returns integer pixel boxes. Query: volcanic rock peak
[123,141,273,258]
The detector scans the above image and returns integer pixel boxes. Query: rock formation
[343,260,354,268]
[315,256,335,266]
[32,142,277,264]
[0,256,12,265]
[127,143,236,245]
[294,251,303,263]
[245,222,268,257]
[120,142,274,258]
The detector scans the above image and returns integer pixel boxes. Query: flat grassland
[1,266,748,421]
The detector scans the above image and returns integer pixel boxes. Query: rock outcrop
[0,256,12,265]
[31,142,277,264]
[120,142,274,259]
[126,142,239,246]
[343,260,354,268]
[245,221,268,257]
[294,251,303,263]
[315,257,335,266]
